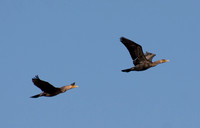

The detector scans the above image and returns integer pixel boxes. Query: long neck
[151,60,163,67]
[60,85,72,93]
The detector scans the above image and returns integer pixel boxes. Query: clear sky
[0,0,200,128]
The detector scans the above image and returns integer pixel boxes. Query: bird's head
[60,82,79,93]
[71,82,79,88]
[160,59,170,63]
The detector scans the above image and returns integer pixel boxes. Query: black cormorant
[120,37,169,72]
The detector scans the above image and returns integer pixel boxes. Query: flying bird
[31,75,78,98]
[120,37,169,72]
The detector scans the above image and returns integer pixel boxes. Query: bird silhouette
[120,37,169,72]
[31,75,78,98]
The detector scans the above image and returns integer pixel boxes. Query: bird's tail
[121,68,133,72]
[30,93,42,98]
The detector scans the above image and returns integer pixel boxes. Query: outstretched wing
[32,75,57,93]
[144,52,156,62]
[120,37,147,65]
[134,51,156,65]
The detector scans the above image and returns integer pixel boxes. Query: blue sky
[1,0,200,128]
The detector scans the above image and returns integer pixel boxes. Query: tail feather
[121,68,132,72]
[30,93,42,98]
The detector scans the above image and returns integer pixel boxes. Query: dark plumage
[31,75,78,98]
[120,37,169,72]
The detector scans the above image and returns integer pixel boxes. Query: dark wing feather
[144,52,156,62]
[32,75,57,93]
[134,52,156,65]
[120,37,147,65]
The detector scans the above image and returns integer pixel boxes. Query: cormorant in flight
[31,75,78,98]
[120,37,169,72]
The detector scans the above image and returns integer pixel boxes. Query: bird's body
[31,75,78,98]
[120,37,169,72]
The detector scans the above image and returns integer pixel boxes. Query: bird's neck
[60,85,72,93]
[151,60,163,67]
